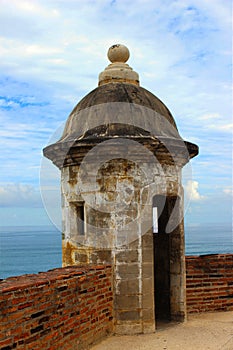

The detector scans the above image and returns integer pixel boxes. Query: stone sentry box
[43,44,198,334]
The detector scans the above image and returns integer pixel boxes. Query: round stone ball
[107,44,130,63]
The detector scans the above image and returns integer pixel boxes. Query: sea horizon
[0,222,232,280]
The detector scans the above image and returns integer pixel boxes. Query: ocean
[0,225,61,280]
[0,223,232,280]
[185,223,233,256]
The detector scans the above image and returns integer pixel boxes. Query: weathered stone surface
[142,263,154,279]
[115,249,139,263]
[116,263,140,278]
[60,155,188,331]
[142,308,154,321]
[142,292,154,309]
[115,278,140,295]
[115,322,143,335]
[43,45,198,335]
[117,310,141,321]
[115,295,141,309]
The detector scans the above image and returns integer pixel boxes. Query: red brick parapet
[1,254,233,349]
[186,254,233,313]
[0,265,113,350]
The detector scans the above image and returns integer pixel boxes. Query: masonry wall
[0,265,113,350]
[1,254,233,350]
[186,254,233,313]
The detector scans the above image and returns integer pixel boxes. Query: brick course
[0,265,113,350]
[1,254,232,349]
[186,254,233,313]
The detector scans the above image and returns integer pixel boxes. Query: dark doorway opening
[153,195,179,325]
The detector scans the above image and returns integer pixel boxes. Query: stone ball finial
[107,44,130,63]
[98,44,139,86]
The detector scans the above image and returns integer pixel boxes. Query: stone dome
[60,82,179,142]
[43,44,198,168]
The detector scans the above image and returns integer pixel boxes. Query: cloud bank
[0,0,231,225]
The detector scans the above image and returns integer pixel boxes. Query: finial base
[98,44,140,86]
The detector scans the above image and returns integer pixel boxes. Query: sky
[0,0,232,229]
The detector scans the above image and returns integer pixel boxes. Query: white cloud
[198,113,220,121]
[223,187,233,196]
[0,0,231,226]
[195,113,233,134]
[0,183,42,207]
[25,44,62,57]
[207,123,233,132]
[185,180,204,201]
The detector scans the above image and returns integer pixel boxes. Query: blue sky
[0,0,232,228]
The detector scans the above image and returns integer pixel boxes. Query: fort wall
[186,254,233,313]
[0,265,113,350]
[0,254,232,349]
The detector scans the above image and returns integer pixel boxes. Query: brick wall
[1,254,233,349]
[186,254,233,313]
[0,265,113,350]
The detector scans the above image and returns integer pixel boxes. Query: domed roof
[60,82,179,143]
[43,44,198,168]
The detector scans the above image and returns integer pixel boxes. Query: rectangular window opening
[76,202,85,236]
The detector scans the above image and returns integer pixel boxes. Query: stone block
[142,308,154,321]
[115,278,140,295]
[116,263,140,278]
[142,277,153,292]
[116,233,129,247]
[142,321,156,334]
[129,238,140,250]
[142,263,153,279]
[115,295,140,309]
[115,322,143,335]
[170,260,181,274]
[117,310,141,321]
[115,249,139,263]
[142,293,154,309]
[74,252,88,264]
[142,232,153,248]
[142,248,153,263]
[95,249,112,263]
